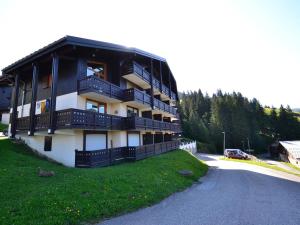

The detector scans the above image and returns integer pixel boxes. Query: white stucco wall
[1,113,10,124]
[110,103,127,117]
[16,130,83,167]
[17,92,79,118]
[109,131,127,148]
[56,92,78,110]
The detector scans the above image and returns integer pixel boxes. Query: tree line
[178,89,300,154]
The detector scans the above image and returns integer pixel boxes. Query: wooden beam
[48,53,59,134]
[159,61,163,92]
[10,73,20,138]
[28,63,39,136]
[150,59,154,109]
[168,70,172,98]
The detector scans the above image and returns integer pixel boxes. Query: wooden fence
[75,140,180,168]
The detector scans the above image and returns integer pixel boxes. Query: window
[86,100,106,113]
[87,62,107,80]
[44,136,52,151]
[127,106,138,117]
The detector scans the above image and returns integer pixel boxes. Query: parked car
[224,149,249,160]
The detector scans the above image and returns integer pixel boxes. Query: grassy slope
[0,123,8,132]
[0,137,208,225]
[282,162,300,172]
[221,157,300,177]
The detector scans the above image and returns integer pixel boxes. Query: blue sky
[0,0,299,108]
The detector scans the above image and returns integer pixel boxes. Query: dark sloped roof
[2,35,167,73]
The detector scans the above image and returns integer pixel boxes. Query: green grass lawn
[0,123,8,132]
[0,137,208,225]
[282,162,300,172]
[221,157,300,177]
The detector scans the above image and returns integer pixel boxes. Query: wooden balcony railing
[161,83,169,96]
[75,140,180,168]
[152,77,160,90]
[77,74,177,116]
[134,140,180,160]
[153,98,177,115]
[16,116,30,130]
[121,61,151,84]
[125,116,181,132]
[35,113,50,130]
[123,88,151,106]
[15,108,181,133]
[56,109,124,130]
[171,91,177,100]
[78,75,124,101]
[122,61,176,100]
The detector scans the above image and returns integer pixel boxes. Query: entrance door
[128,133,140,146]
[85,133,107,150]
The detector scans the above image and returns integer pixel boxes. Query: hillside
[0,137,207,225]
[179,90,300,154]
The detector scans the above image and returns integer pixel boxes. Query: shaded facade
[0,76,12,124]
[2,36,181,167]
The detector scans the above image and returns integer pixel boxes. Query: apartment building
[2,36,181,167]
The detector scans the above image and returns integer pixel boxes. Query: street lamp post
[247,137,250,154]
[222,131,226,155]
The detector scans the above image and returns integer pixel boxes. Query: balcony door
[128,132,140,147]
[87,61,107,81]
[84,131,107,151]
[86,99,107,114]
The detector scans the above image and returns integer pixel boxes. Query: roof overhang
[1,35,179,101]
[2,35,167,74]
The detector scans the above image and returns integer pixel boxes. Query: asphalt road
[100,154,300,225]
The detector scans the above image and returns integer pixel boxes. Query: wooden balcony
[125,116,181,132]
[153,98,177,116]
[78,75,124,103]
[122,61,175,100]
[16,116,30,130]
[55,109,124,130]
[77,74,177,116]
[123,88,152,109]
[171,91,176,101]
[15,108,181,133]
[75,140,180,168]
[121,61,151,89]
[15,109,124,132]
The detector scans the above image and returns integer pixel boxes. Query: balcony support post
[159,61,163,92]
[28,63,39,136]
[10,73,20,138]
[168,70,172,99]
[48,53,59,134]
[150,59,154,109]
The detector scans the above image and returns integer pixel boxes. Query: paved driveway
[99,154,300,225]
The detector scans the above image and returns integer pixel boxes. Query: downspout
[21,86,25,117]
[19,81,26,117]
